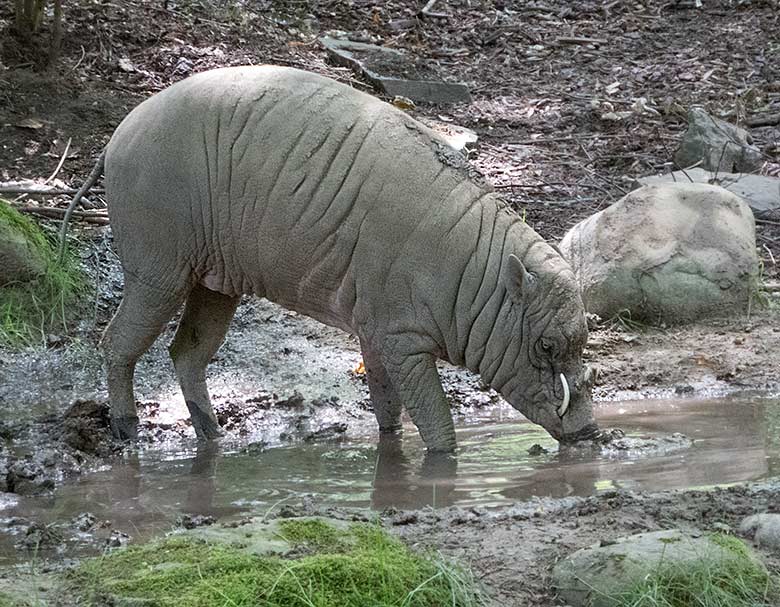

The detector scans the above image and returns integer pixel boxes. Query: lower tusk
[557,373,570,417]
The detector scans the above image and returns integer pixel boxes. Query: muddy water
[1,396,778,563]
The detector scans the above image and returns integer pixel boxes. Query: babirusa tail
[58,148,107,263]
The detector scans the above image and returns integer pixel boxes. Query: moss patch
[0,200,85,346]
[613,533,779,607]
[67,520,487,607]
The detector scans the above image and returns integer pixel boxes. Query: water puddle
[1,395,778,564]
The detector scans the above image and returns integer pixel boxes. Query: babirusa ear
[504,254,535,297]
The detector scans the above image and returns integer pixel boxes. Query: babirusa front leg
[360,338,403,434]
[385,351,457,453]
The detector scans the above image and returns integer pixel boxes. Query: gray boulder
[560,183,759,324]
[740,514,780,554]
[675,106,763,173]
[553,530,757,607]
[636,168,780,214]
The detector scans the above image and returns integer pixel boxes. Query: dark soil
[1,2,780,604]
[1,0,778,269]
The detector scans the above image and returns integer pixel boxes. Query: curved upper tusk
[557,373,570,418]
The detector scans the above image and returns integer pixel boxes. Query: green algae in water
[0,200,85,346]
[612,533,779,607]
[68,521,488,607]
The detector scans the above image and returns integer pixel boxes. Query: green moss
[67,521,487,607]
[613,534,779,607]
[277,518,350,552]
[0,593,31,607]
[708,533,752,558]
[0,200,85,346]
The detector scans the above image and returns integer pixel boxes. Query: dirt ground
[1,0,780,604]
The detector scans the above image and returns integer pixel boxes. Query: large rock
[553,530,758,607]
[740,513,780,554]
[0,201,48,287]
[560,183,759,324]
[636,168,780,214]
[675,106,763,173]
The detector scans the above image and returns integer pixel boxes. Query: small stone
[106,530,131,548]
[179,514,217,530]
[73,512,97,532]
[17,522,63,550]
[674,384,695,395]
[390,512,419,526]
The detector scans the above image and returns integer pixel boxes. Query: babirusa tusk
[557,373,570,417]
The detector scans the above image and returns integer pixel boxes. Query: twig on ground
[514,134,626,145]
[68,45,87,74]
[43,138,71,185]
[555,37,608,46]
[420,0,449,19]
[15,205,109,225]
[763,244,777,266]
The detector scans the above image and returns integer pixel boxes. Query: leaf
[392,95,416,110]
[118,57,135,72]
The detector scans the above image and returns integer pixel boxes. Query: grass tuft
[68,521,488,607]
[612,534,779,607]
[0,200,85,346]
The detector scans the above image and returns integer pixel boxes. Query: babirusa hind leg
[168,284,240,440]
[102,278,185,440]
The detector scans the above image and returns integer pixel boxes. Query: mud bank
[1,482,779,606]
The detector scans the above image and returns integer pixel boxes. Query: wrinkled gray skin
[102,66,599,452]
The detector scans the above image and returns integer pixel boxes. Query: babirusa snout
[557,373,570,418]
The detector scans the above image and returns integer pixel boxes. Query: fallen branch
[555,36,608,46]
[15,205,110,225]
[0,185,105,196]
[745,113,780,128]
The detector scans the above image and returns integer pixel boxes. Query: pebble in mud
[559,431,693,458]
[105,530,131,548]
[527,444,549,456]
[72,513,97,532]
[178,514,217,529]
[16,522,64,551]
[6,460,55,496]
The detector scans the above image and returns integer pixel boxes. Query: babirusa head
[486,251,600,443]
